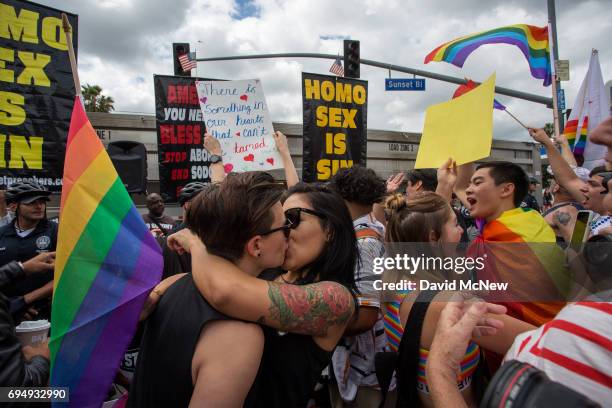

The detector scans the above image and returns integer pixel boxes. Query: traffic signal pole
[194,52,553,107]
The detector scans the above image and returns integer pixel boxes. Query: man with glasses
[0,181,57,320]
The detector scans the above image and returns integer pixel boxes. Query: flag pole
[503,108,528,129]
[464,76,528,129]
[61,13,81,98]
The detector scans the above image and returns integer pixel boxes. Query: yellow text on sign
[414,73,496,169]
[0,48,51,87]
[0,134,43,169]
[316,159,353,181]
[0,3,68,50]
[316,106,357,128]
[304,79,366,105]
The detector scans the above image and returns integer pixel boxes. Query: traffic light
[343,40,360,78]
[172,43,190,76]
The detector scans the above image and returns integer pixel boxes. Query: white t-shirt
[504,298,612,406]
[14,224,35,238]
[591,214,612,236]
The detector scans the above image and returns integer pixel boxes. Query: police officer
[521,177,541,212]
[0,181,57,320]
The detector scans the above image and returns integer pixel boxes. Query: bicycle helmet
[5,181,51,204]
[178,182,207,206]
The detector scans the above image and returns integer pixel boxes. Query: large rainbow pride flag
[425,24,552,86]
[50,97,163,407]
[470,208,567,326]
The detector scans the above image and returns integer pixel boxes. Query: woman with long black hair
[170,181,359,407]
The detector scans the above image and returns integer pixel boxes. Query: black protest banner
[0,0,78,190]
[302,72,367,182]
[154,75,211,202]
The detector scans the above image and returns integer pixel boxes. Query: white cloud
[35,0,612,141]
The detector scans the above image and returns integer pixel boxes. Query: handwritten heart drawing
[235,131,241,136]
[266,158,274,165]
[243,154,255,162]
[223,163,233,173]
[199,96,207,104]
[239,94,248,102]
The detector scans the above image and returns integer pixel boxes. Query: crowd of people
[0,119,610,407]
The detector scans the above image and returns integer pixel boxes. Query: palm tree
[81,84,115,113]
[543,122,554,137]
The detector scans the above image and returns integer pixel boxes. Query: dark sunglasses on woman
[284,207,326,229]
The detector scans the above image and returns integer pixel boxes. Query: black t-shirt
[156,233,191,279]
[128,275,229,408]
[246,269,332,408]
[142,214,176,236]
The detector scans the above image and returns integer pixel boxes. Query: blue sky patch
[231,0,260,20]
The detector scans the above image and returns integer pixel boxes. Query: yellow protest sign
[414,73,495,169]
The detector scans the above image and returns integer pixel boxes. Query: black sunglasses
[261,218,293,238]
[600,172,612,194]
[284,207,326,229]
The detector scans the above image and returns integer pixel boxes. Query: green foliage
[81,84,115,113]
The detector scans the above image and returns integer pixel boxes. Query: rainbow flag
[452,79,506,110]
[564,117,589,155]
[470,208,567,326]
[50,97,163,407]
[425,24,552,86]
[561,50,608,169]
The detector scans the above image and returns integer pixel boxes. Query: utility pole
[548,0,564,131]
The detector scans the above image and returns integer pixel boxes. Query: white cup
[15,320,50,347]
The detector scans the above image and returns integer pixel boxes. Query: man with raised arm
[529,128,611,236]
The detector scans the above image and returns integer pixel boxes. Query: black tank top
[247,269,332,407]
[127,274,228,408]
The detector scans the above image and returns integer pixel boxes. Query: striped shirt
[504,299,612,406]
[331,214,387,401]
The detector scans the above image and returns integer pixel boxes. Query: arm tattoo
[554,211,572,226]
[264,281,354,336]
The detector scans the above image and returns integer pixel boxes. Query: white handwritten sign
[195,79,282,173]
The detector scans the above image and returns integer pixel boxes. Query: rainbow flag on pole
[562,50,608,169]
[50,97,163,407]
[425,24,552,86]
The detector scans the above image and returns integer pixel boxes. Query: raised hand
[528,128,553,146]
[273,131,290,156]
[167,229,203,255]
[204,133,222,155]
[386,172,405,193]
[437,158,457,188]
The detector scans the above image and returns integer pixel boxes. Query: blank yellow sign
[415,73,495,169]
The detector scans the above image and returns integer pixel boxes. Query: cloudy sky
[37,0,612,141]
